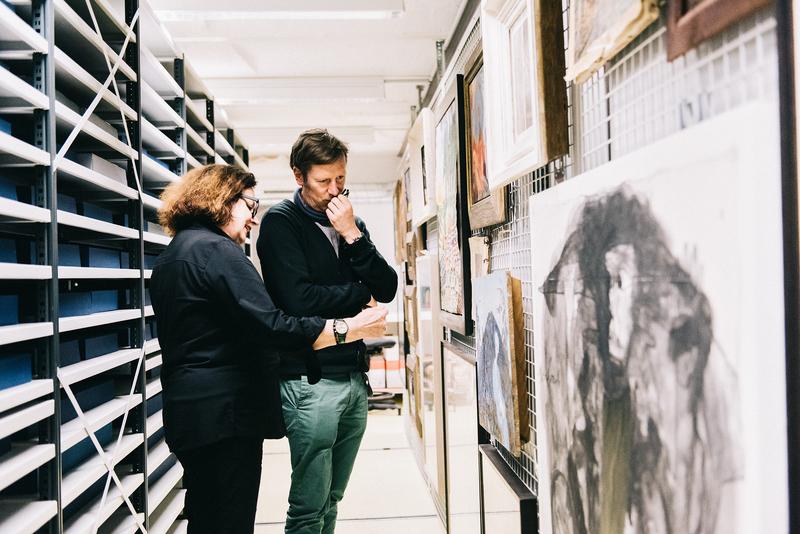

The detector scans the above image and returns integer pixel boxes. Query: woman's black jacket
[150,222,325,452]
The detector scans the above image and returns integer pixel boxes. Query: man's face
[295,158,347,212]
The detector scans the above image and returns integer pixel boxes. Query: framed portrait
[565,0,659,82]
[434,75,473,335]
[443,343,481,534]
[474,271,528,456]
[479,444,538,534]
[408,108,437,228]
[464,49,506,229]
[481,0,569,189]
[667,0,771,60]
[392,179,407,263]
[530,103,788,533]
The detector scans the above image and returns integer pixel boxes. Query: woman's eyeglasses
[240,194,260,218]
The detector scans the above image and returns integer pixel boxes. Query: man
[257,129,398,534]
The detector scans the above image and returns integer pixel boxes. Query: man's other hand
[327,195,362,243]
[349,306,388,340]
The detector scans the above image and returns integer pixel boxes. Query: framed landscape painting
[530,103,788,534]
[435,75,472,335]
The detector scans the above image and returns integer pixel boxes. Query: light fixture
[155,0,404,22]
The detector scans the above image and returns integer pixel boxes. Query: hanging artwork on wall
[667,0,771,60]
[481,0,568,189]
[409,108,437,228]
[566,0,659,82]
[393,179,407,263]
[435,75,472,335]
[464,49,506,229]
[530,103,788,534]
[479,444,538,534]
[474,271,528,456]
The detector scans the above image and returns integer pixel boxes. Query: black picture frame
[479,444,538,534]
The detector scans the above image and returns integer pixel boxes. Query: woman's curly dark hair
[158,164,256,236]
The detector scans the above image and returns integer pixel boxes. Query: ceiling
[149,0,467,193]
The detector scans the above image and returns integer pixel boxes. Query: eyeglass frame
[240,193,260,218]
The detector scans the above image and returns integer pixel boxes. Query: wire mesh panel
[436,0,779,500]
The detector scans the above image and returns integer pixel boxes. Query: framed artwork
[409,108,437,228]
[435,75,473,335]
[531,103,788,534]
[667,0,771,60]
[405,352,424,440]
[443,343,481,534]
[464,49,506,229]
[565,0,659,82]
[474,271,528,456]
[481,0,569,189]
[393,179,407,263]
[479,444,538,534]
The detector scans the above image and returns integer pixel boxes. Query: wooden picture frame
[481,0,569,189]
[474,271,528,456]
[464,48,507,229]
[479,444,538,534]
[565,0,658,82]
[393,179,407,263]
[667,0,772,60]
[409,108,438,228]
[434,75,473,335]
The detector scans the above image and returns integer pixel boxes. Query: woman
[150,164,386,534]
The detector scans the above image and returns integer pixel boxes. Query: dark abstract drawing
[537,187,740,534]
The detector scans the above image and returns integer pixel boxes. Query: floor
[254,411,446,534]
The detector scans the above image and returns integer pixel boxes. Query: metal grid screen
[440,1,779,497]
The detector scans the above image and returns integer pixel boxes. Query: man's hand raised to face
[326,195,363,244]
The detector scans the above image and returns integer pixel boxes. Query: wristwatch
[333,319,349,344]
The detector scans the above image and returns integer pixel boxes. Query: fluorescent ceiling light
[155,9,403,22]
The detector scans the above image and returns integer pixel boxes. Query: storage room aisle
[254,412,444,534]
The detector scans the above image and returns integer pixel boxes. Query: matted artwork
[435,75,472,335]
[667,0,771,60]
[531,103,788,534]
[409,108,437,228]
[393,179,407,263]
[479,444,538,534]
[464,50,506,229]
[566,0,659,82]
[481,0,568,189]
[474,271,528,456]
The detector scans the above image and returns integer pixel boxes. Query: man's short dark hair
[290,128,349,179]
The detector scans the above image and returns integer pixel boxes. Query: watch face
[335,320,348,335]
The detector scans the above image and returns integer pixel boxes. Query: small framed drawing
[474,271,528,456]
[434,75,473,335]
[464,48,506,229]
[393,179,407,263]
[667,0,771,60]
[566,0,659,82]
[408,108,437,228]
[481,0,568,189]
[479,444,538,534]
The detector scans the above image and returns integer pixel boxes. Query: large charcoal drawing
[531,104,788,534]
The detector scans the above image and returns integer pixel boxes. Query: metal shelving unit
[0,0,251,532]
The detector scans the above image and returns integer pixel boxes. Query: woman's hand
[347,306,388,340]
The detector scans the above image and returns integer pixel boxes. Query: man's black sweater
[257,198,398,375]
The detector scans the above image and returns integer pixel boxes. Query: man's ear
[292,167,304,187]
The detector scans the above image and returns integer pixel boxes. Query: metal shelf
[144,339,160,355]
[100,511,144,534]
[0,196,51,223]
[58,267,142,279]
[0,130,51,166]
[63,472,144,534]
[0,263,52,280]
[186,98,213,132]
[57,157,138,200]
[141,47,182,98]
[145,353,162,371]
[142,82,182,128]
[62,433,143,507]
[0,3,48,59]
[142,117,183,158]
[142,192,163,211]
[148,462,183,512]
[149,488,185,534]
[0,379,53,414]
[57,210,138,239]
[0,443,56,492]
[146,410,163,436]
[0,65,49,111]
[145,377,162,400]
[213,130,236,157]
[142,154,180,186]
[146,439,169,477]
[59,349,141,387]
[61,395,142,451]
[186,124,214,157]
[0,322,54,347]
[0,400,55,441]
[59,309,142,334]
[0,500,58,534]
[143,231,170,246]
[54,101,138,160]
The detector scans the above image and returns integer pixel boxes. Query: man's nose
[328,183,340,196]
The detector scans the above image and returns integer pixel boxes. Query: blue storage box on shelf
[146,392,162,417]
[83,246,120,268]
[89,290,119,314]
[143,253,159,269]
[144,320,157,341]
[0,117,10,134]
[73,153,127,185]
[120,250,130,269]
[59,291,91,317]
[84,332,118,360]
[81,202,114,223]
[148,453,177,485]
[0,294,19,326]
[60,378,115,424]
[60,338,82,367]
[59,243,82,267]
[0,238,16,263]
[62,423,113,472]
[0,352,32,390]
[57,193,78,213]
[0,177,17,200]
[147,426,165,449]
[0,437,10,457]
